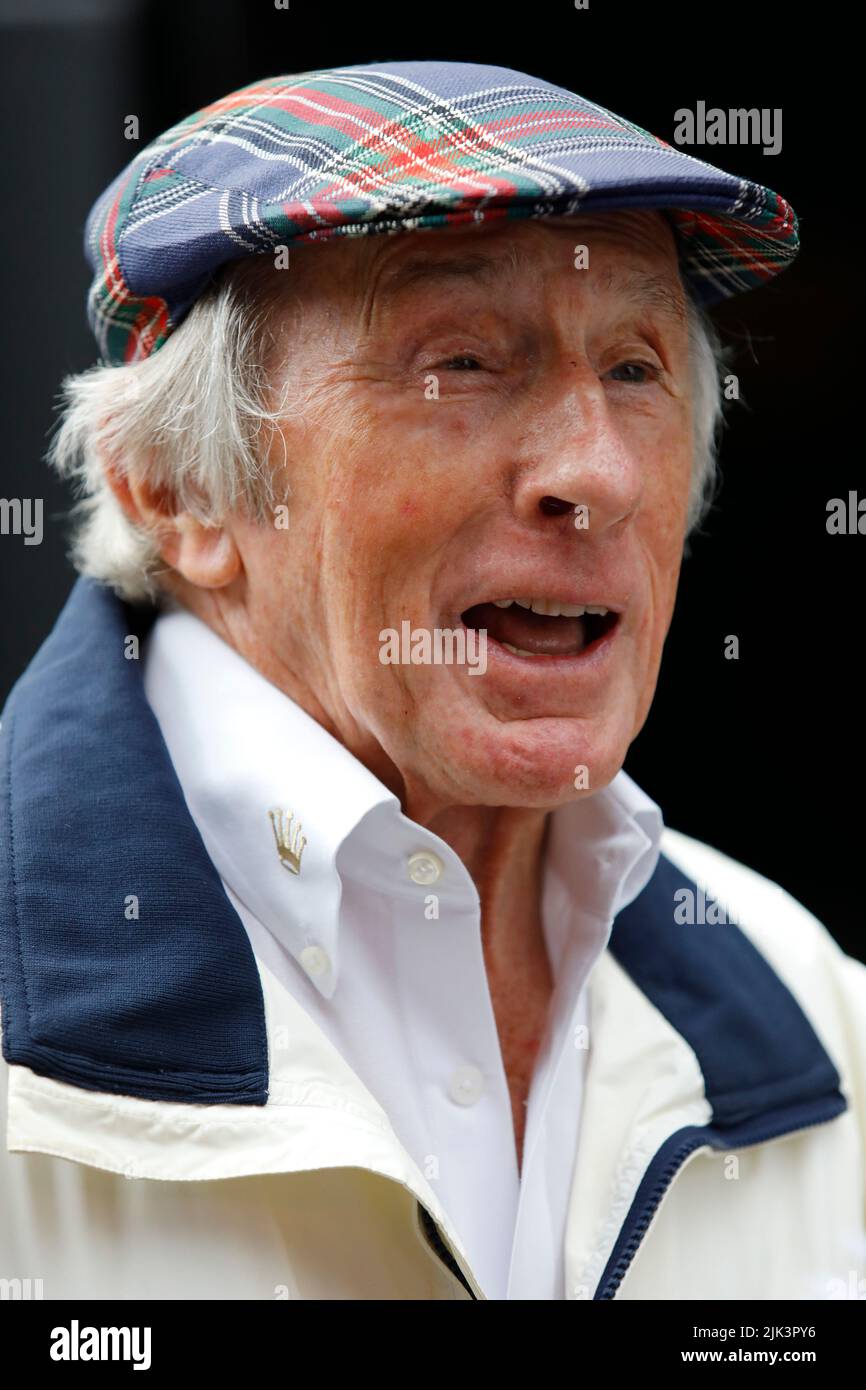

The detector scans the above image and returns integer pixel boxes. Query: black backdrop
[1,0,862,960]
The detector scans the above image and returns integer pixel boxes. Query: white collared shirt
[142,603,663,1300]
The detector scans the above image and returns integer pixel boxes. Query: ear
[104,461,242,590]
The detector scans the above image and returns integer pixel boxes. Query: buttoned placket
[380,830,522,1301]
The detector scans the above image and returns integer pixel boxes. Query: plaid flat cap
[85,59,799,365]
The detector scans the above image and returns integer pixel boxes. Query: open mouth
[460,598,619,658]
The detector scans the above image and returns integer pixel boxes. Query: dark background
[0,0,861,959]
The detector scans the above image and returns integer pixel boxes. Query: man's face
[230,211,694,815]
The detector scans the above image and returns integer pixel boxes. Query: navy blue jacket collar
[0,577,268,1103]
[0,578,847,1132]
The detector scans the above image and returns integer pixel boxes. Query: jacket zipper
[594,1130,707,1300]
[594,1109,845,1300]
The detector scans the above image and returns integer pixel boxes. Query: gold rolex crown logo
[268,808,307,875]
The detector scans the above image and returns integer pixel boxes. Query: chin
[432,713,630,809]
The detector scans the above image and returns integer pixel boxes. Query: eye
[606,360,660,385]
[441,354,484,371]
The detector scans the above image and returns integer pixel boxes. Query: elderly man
[1,60,864,1303]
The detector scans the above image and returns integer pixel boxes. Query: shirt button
[299,944,330,979]
[407,850,443,886]
[448,1064,484,1106]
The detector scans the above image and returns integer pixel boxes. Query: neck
[426,804,548,899]
[426,805,551,966]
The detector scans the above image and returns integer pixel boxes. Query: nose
[510,357,642,534]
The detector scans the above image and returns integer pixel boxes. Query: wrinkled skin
[111,211,694,1159]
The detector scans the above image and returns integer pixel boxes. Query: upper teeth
[492,598,609,617]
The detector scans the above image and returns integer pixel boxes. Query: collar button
[299,944,330,979]
[407,850,443,886]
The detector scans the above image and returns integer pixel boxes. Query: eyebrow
[599,266,687,323]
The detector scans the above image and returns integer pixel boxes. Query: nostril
[538,496,574,516]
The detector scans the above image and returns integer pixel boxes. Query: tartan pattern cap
[85,60,799,365]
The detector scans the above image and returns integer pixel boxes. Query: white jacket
[1,580,865,1301]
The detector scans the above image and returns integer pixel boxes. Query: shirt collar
[541,768,663,978]
[143,602,400,999]
[143,604,663,999]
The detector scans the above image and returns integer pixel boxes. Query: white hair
[49,257,728,604]
[686,291,729,537]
